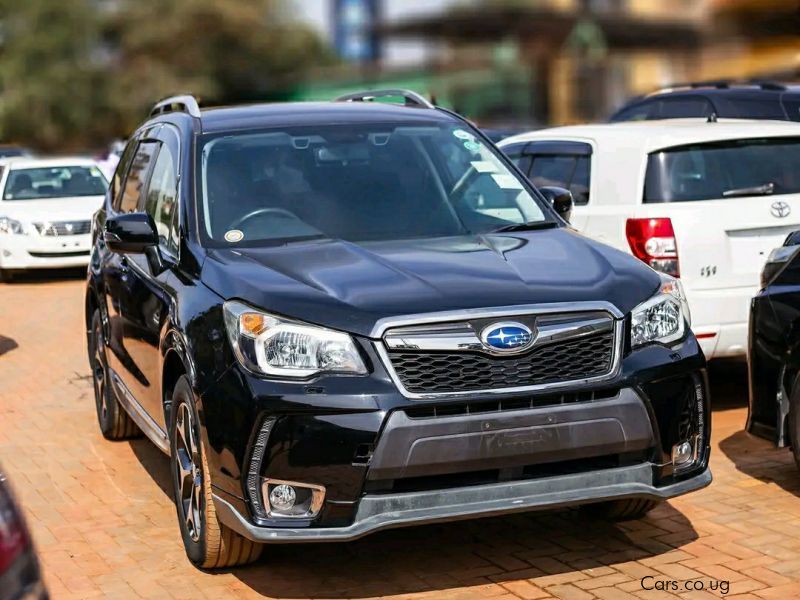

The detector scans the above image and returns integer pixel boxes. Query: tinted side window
[610,101,655,122]
[142,144,178,254]
[117,141,158,213]
[111,138,138,207]
[500,143,532,174]
[724,98,786,119]
[529,155,591,205]
[782,99,800,122]
[657,97,714,119]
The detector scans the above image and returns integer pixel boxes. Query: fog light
[262,478,326,518]
[269,484,296,511]
[672,440,694,467]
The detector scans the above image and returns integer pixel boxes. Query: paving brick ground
[2,272,800,599]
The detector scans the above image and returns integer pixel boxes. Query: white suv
[499,119,800,359]
[0,157,108,280]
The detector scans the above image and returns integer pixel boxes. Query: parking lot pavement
[4,275,800,600]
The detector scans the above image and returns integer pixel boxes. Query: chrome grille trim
[33,220,91,236]
[246,417,276,519]
[384,313,613,355]
[375,303,624,399]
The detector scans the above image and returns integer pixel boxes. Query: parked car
[499,119,800,360]
[0,467,47,600]
[0,145,32,159]
[85,91,710,569]
[609,81,800,122]
[0,157,108,281]
[748,230,800,453]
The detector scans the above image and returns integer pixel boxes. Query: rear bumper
[214,464,711,543]
[687,285,757,358]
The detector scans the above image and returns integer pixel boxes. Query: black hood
[201,228,661,338]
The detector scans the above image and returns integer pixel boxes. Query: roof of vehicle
[144,91,466,134]
[0,156,101,169]
[169,101,462,134]
[499,118,800,154]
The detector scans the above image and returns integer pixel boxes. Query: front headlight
[631,275,690,347]
[0,217,23,235]
[222,300,367,378]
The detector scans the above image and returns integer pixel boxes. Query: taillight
[626,217,680,277]
[0,478,30,574]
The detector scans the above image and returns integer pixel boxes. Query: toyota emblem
[771,201,791,218]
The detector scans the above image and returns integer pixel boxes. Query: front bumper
[0,233,91,269]
[214,463,711,543]
[198,311,709,543]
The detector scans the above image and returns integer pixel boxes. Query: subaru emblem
[480,322,534,354]
[771,201,791,219]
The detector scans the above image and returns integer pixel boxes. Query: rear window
[644,137,800,203]
[2,166,108,200]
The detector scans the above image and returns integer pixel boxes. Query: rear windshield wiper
[722,182,775,198]
[491,221,559,233]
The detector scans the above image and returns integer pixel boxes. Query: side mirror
[761,230,800,288]
[104,213,158,254]
[539,186,573,223]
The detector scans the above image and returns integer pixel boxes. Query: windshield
[198,122,550,245]
[644,137,800,203]
[2,166,108,200]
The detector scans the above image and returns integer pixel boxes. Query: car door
[118,125,182,431]
[103,132,161,416]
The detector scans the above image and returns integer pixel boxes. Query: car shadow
[1,267,86,284]
[718,430,800,497]
[0,335,18,356]
[127,436,698,597]
[230,503,697,598]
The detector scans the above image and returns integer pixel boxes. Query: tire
[788,384,800,471]
[582,498,661,521]
[169,376,262,568]
[89,309,140,440]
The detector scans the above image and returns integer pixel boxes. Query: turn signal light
[625,218,680,277]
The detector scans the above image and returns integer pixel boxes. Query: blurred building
[293,0,800,126]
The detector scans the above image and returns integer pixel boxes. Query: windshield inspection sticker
[453,128,474,140]
[224,229,244,243]
[471,160,498,173]
[491,174,524,189]
[463,140,481,153]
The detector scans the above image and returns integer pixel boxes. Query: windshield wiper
[490,221,559,233]
[722,182,775,198]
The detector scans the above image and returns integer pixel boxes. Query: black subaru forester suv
[85,90,711,568]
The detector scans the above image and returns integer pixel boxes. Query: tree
[0,0,331,150]
[0,0,113,150]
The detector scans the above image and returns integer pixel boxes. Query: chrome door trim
[109,369,170,453]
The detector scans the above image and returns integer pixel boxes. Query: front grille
[387,331,614,394]
[33,220,91,236]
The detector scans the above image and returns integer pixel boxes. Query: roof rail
[649,79,787,96]
[150,94,201,118]
[334,89,434,109]
[748,80,787,91]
